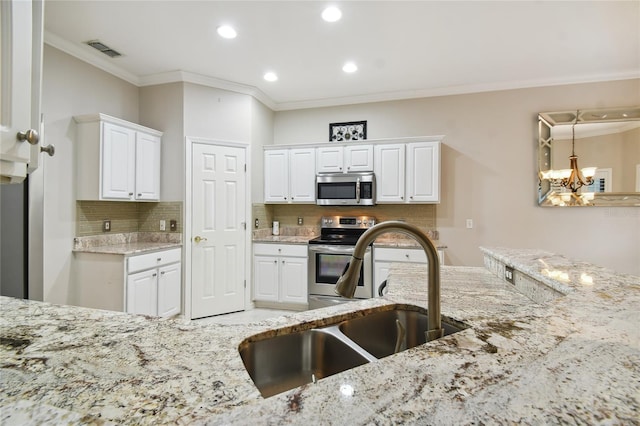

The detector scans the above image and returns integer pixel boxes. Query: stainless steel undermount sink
[239,305,467,398]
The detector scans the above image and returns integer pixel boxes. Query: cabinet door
[127,269,158,316]
[135,132,161,201]
[253,256,279,302]
[264,150,289,202]
[289,148,316,202]
[157,263,181,318]
[374,144,405,203]
[0,0,43,183]
[280,257,307,304]
[345,145,373,172]
[102,122,136,200]
[406,142,440,203]
[316,146,344,173]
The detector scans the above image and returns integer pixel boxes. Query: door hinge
[242,222,246,230]
[244,279,247,288]
[244,164,247,172]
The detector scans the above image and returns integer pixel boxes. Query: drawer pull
[157,258,162,262]
[152,273,157,277]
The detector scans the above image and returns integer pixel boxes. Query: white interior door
[191,143,246,319]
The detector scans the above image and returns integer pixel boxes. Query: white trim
[184,137,252,320]
[263,135,445,150]
[43,30,639,112]
[44,30,140,86]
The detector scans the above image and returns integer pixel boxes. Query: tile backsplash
[254,203,436,234]
[77,201,182,236]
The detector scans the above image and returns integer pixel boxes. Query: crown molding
[44,30,639,112]
[138,71,276,110]
[273,71,640,111]
[44,30,140,86]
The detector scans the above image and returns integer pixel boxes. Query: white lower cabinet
[127,248,181,317]
[74,247,181,317]
[253,243,307,308]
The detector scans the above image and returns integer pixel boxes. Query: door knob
[17,129,40,145]
[193,236,208,243]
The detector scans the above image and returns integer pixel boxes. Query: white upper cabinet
[374,144,406,203]
[375,141,440,203]
[264,148,315,203]
[0,0,44,183]
[317,145,373,173]
[406,142,440,202]
[75,114,162,201]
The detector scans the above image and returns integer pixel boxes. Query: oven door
[308,245,372,299]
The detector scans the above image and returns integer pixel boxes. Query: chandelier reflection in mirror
[540,110,596,197]
[538,106,640,207]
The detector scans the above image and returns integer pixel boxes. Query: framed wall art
[329,120,367,142]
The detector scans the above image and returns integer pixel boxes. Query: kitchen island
[1,248,638,424]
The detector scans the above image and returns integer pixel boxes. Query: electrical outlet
[103,219,111,232]
[160,220,166,231]
[505,265,515,284]
[170,220,177,231]
[297,217,303,225]
[254,218,259,228]
[466,219,473,229]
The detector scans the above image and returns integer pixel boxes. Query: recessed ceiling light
[322,6,342,22]
[217,25,237,39]
[264,72,278,82]
[342,62,358,73]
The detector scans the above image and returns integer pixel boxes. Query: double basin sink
[239,304,466,398]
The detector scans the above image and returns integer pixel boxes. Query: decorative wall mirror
[538,106,640,207]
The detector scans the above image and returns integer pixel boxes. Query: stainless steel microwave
[316,172,376,206]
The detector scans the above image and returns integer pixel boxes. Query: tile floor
[193,308,296,325]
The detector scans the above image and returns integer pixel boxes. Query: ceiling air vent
[85,40,122,58]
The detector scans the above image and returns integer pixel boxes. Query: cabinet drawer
[374,247,427,263]
[253,243,308,257]
[128,248,182,273]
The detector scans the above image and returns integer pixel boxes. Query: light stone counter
[1,248,639,424]
[73,232,182,255]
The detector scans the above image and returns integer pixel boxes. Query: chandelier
[539,110,596,193]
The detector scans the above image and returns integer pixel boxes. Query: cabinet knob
[410,196,414,199]
[161,271,165,275]
[401,196,404,200]
[129,192,134,196]
[157,258,162,262]
[405,254,409,258]
[152,273,157,277]
[138,193,142,197]
[17,129,39,145]
[274,260,277,264]
[282,260,285,264]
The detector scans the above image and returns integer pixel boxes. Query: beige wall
[553,127,639,192]
[273,79,640,275]
[250,98,275,203]
[139,82,185,201]
[40,45,140,304]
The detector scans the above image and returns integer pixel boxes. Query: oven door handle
[356,177,361,204]
[308,245,370,254]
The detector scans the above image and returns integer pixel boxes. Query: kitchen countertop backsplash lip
[73,232,182,255]
[252,226,446,248]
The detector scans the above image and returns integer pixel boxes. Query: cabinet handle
[153,273,157,277]
[161,271,165,275]
[138,193,142,197]
[274,260,277,264]
[157,258,162,262]
[129,192,134,196]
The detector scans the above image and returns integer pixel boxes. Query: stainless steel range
[308,216,376,310]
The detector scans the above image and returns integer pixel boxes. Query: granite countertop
[73,232,182,255]
[2,248,639,424]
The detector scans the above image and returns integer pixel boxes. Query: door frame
[184,136,252,320]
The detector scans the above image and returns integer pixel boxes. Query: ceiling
[44,1,640,111]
